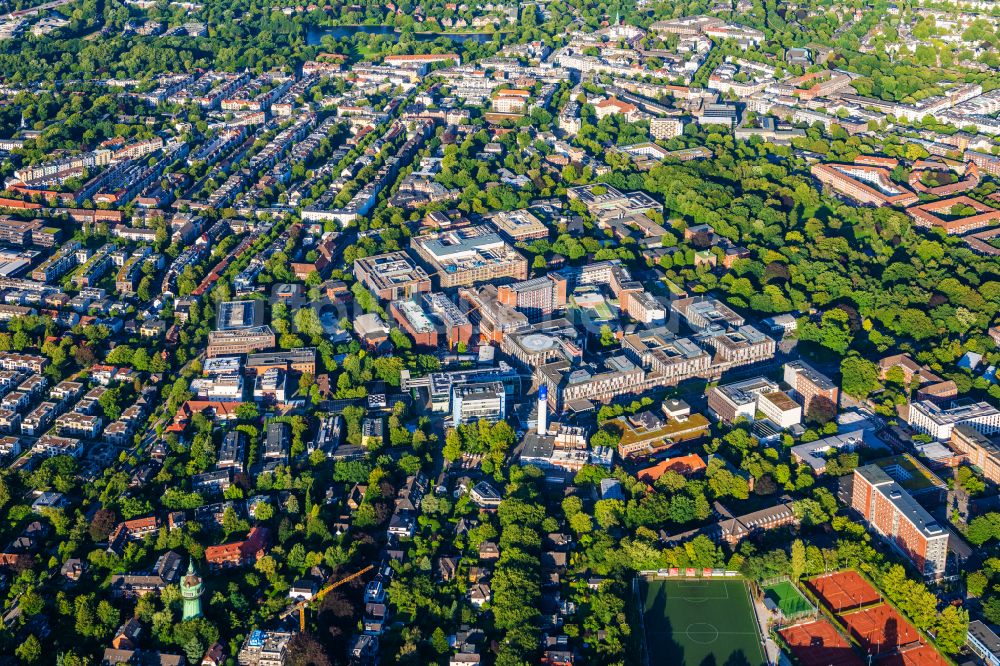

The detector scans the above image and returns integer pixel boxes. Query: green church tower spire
[180,559,203,621]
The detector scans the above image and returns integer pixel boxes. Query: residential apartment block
[851,465,948,578]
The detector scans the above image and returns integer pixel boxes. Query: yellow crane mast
[278,565,374,633]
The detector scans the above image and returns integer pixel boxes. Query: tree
[935,605,969,655]
[236,402,260,421]
[443,429,462,462]
[285,633,332,666]
[798,309,853,354]
[16,635,41,663]
[967,570,989,598]
[967,513,1000,545]
[570,511,594,535]
[840,356,881,399]
[791,539,806,580]
[600,325,616,347]
[222,505,248,537]
[594,499,624,529]
[985,597,1000,625]
[431,627,449,655]
[254,502,274,522]
[89,507,117,542]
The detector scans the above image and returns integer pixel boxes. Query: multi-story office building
[411,361,520,414]
[650,117,685,140]
[411,226,528,288]
[497,274,568,321]
[0,219,41,247]
[698,325,775,368]
[757,391,802,429]
[489,209,549,242]
[452,382,506,425]
[784,360,839,420]
[851,465,948,578]
[673,297,745,332]
[491,89,530,114]
[216,300,265,331]
[501,321,583,370]
[537,356,646,412]
[190,374,244,401]
[423,293,473,350]
[968,621,1000,666]
[949,424,1000,484]
[707,377,780,424]
[390,299,438,348]
[353,251,432,301]
[458,285,529,344]
[811,162,919,207]
[206,326,276,358]
[908,400,1000,441]
[622,290,666,325]
[621,329,711,383]
[245,348,316,376]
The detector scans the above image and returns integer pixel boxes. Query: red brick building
[783,360,839,421]
[205,526,270,570]
[850,466,948,578]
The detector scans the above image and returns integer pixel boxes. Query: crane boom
[279,565,374,633]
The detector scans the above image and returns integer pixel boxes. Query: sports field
[638,578,767,666]
[764,580,813,617]
[779,620,863,666]
[806,570,881,613]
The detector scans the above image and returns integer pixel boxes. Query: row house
[104,404,148,446]
[0,409,20,434]
[50,380,84,406]
[1,390,29,413]
[55,412,103,439]
[0,352,48,374]
[76,386,108,414]
[17,373,47,399]
[31,433,82,458]
[22,401,59,436]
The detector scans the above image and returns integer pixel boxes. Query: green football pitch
[763,580,813,618]
[638,578,768,666]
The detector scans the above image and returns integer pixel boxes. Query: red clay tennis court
[806,571,881,612]
[839,605,920,653]
[878,644,949,666]
[779,620,863,666]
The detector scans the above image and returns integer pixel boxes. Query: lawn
[638,578,767,666]
[764,580,813,618]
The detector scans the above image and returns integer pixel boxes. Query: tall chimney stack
[537,386,548,436]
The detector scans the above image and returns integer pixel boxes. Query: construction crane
[279,565,374,633]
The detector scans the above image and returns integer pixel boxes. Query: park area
[763,580,813,618]
[638,577,767,666]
